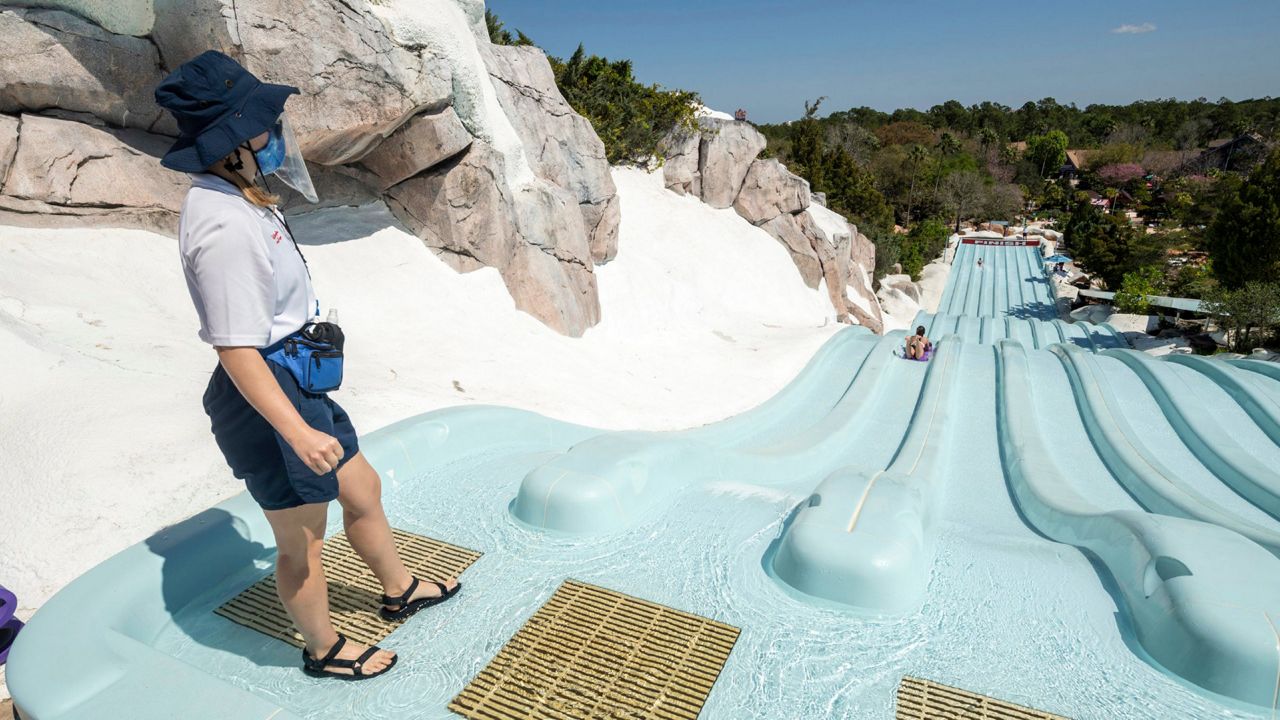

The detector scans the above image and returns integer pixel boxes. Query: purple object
[0,584,19,665]
[903,345,933,362]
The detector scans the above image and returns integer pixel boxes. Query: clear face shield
[253,113,317,203]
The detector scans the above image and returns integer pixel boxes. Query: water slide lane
[511,328,888,533]
[770,335,964,612]
[1104,349,1280,520]
[996,339,1280,707]
[1049,344,1280,555]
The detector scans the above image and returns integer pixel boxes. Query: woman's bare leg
[264,502,395,672]
[336,452,458,604]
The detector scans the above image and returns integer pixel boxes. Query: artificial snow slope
[12,241,1280,719]
[0,165,840,621]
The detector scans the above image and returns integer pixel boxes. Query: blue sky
[486,0,1280,123]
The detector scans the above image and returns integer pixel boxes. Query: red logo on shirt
[272,230,283,244]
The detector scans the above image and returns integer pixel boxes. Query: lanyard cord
[258,172,311,280]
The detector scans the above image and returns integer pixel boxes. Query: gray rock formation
[761,213,824,287]
[697,118,767,208]
[359,107,473,190]
[383,142,600,335]
[151,0,454,167]
[482,43,620,265]
[658,116,885,332]
[733,158,809,225]
[0,0,622,337]
[0,114,187,234]
[0,9,173,134]
[658,128,701,197]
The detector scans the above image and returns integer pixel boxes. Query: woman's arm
[216,346,344,475]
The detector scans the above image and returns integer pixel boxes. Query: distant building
[734,108,747,122]
[1060,149,1096,183]
[1183,133,1269,173]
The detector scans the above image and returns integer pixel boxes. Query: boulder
[697,117,766,208]
[658,128,701,196]
[507,181,600,335]
[358,106,473,190]
[761,213,823,288]
[151,0,454,166]
[0,9,172,134]
[851,231,877,281]
[732,158,809,225]
[796,210,882,332]
[581,193,621,265]
[0,113,187,234]
[384,141,517,274]
[0,114,18,183]
[811,191,827,207]
[384,141,599,337]
[5,0,156,36]
[482,43,619,265]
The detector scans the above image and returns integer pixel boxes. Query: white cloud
[1111,22,1156,34]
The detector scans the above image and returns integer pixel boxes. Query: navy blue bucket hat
[155,50,299,173]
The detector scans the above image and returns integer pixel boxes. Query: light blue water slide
[11,244,1280,716]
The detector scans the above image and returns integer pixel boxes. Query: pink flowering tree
[1096,163,1145,186]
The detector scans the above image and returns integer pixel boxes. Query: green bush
[1113,266,1164,314]
[899,218,949,278]
[552,45,700,165]
[1202,281,1280,352]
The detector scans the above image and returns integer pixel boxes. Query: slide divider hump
[1105,349,1280,520]
[1175,356,1280,448]
[511,328,880,534]
[995,340,1280,707]
[769,335,964,613]
[1049,344,1280,556]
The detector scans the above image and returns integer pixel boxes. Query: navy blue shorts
[202,360,359,511]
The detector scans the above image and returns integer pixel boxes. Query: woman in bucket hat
[155,51,459,681]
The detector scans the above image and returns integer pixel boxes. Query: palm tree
[932,132,962,205]
[977,127,998,165]
[906,144,929,226]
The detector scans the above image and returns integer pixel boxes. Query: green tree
[1113,266,1165,314]
[941,171,985,231]
[553,45,698,164]
[1065,197,1136,288]
[1202,282,1280,352]
[900,218,950,278]
[485,9,534,46]
[905,144,929,225]
[790,97,828,191]
[825,145,894,236]
[1026,130,1069,177]
[1207,148,1280,289]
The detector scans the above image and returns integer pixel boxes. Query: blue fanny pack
[262,322,344,394]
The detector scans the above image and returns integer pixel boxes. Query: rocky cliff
[0,0,618,336]
[659,117,884,332]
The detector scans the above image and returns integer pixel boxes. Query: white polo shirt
[178,174,317,348]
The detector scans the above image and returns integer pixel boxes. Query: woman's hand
[288,427,345,475]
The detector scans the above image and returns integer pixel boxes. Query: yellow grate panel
[896,676,1070,720]
[215,528,480,648]
[449,579,740,720]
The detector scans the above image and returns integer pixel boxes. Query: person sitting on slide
[906,326,932,360]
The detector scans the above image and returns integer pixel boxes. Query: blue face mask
[253,123,285,175]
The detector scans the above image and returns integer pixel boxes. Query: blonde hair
[240,183,281,208]
[214,149,281,207]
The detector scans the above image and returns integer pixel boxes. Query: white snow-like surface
[694,104,735,121]
[877,260,950,331]
[370,0,535,188]
[0,165,839,630]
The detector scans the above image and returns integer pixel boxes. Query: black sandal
[379,576,460,621]
[302,633,397,680]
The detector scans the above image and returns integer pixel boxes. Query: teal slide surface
[11,240,1280,719]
